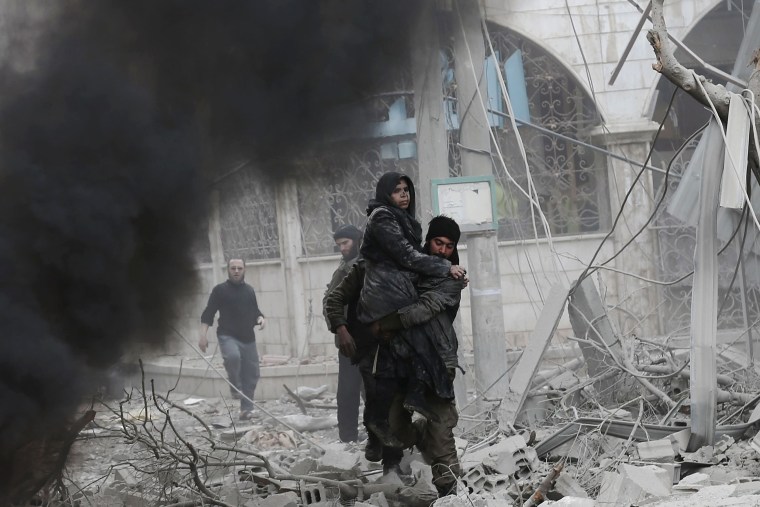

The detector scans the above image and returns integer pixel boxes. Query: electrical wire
[572,88,682,291]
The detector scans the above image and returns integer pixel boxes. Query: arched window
[473,24,608,241]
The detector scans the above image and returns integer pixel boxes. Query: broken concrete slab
[317,443,361,475]
[498,283,568,429]
[596,471,644,507]
[278,414,337,432]
[636,438,678,462]
[553,473,588,498]
[619,463,672,498]
[673,472,711,492]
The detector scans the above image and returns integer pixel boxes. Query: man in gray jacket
[322,224,364,442]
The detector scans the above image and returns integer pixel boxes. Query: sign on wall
[431,175,497,232]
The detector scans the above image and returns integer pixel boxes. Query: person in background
[199,258,265,421]
[323,224,364,442]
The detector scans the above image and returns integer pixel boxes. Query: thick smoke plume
[0,0,420,490]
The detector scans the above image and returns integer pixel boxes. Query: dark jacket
[200,280,264,343]
[323,259,378,364]
[357,172,451,323]
[379,273,464,399]
[322,254,360,346]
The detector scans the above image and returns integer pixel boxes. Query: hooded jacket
[357,172,452,323]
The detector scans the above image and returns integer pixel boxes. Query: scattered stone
[290,456,319,476]
[318,443,361,475]
[619,463,672,498]
[279,414,337,432]
[295,385,329,400]
[553,473,588,498]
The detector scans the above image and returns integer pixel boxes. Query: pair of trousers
[337,353,363,442]
[416,392,460,496]
[357,354,404,466]
[217,335,260,412]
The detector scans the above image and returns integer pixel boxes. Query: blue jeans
[218,335,260,412]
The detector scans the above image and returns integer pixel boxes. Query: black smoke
[0,0,420,483]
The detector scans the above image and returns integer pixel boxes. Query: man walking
[199,259,266,421]
[323,224,364,442]
[375,215,465,498]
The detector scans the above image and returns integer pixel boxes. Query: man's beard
[229,274,245,284]
[342,244,359,260]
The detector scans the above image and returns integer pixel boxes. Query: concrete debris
[552,474,588,498]
[259,492,300,507]
[62,343,760,507]
[636,438,678,462]
[619,463,672,498]
[294,385,329,401]
[278,414,338,432]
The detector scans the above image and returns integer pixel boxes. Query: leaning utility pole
[453,0,510,398]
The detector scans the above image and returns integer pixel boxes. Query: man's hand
[257,316,266,330]
[336,325,357,358]
[449,265,466,279]
[198,334,208,353]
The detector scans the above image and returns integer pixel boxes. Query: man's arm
[322,260,348,327]
[323,261,364,333]
[377,277,464,333]
[324,261,366,357]
[199,287,220,353]
[250,286,266,329]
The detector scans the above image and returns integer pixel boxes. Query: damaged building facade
[175,0,755,374]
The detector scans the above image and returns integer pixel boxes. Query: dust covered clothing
[322,254,360,346]
[382,275,464,400]
[357,172,451,324]
[323,259,379,366]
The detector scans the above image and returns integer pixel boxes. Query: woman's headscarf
[365,171,422,249]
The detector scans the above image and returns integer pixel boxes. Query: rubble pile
[46,346,760,507]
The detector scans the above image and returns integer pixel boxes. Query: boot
[364,431,383,462]
[366,421,405,448]
[403,385,440,423]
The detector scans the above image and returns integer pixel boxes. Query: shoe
[366,421,405,448]
[403,389,440,423]
[239,410,253,421]
[364,435,383,462]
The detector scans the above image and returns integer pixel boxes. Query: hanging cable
[572,87,681,290]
